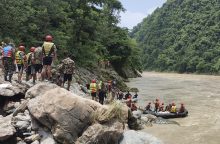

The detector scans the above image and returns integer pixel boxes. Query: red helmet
[30,47,35,52]
[45,35,53,42]
[92,79,96,83]
[18,46,25,51]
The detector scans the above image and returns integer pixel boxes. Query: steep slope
[131,0,220,73]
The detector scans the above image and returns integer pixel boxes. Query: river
[127,72,220,144]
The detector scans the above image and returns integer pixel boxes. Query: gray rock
[24,134,41,143]
[0,82,28,97]
[28,87,102,144]
[119,130,163,144]
[17,141,27,144]
[38,129,56,144]
[76,121,124,144]
[132,110,142,119]
[0,115,16,141]
[31,140,40,144]
[15,121,30,130]
[25,82,58,99]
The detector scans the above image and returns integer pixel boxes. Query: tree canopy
[0,0,142,77]
[131,0,220,74]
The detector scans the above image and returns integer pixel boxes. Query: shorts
[43,56,53,65]
[63,74,72,82]
[26,65,36,75]
[17,64,24,73]
[91,92,97,97]
[35,64,43,73]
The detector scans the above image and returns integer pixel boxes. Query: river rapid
[127,72,220,144]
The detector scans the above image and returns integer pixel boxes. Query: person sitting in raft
[170,103,177,113]
[178,103,185,113]
[131,103,137,111]
[159,102,164,112]
[165,103,172,112]
[145,102,152,111]
[133,92,138,99]
[154,98,160,112]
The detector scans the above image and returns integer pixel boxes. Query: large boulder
[0,82,28,97]
[76,121,123,144]
[27,87,103,143]
[119,130,163,144]
[0,115,16,141]
[25,82,58,99]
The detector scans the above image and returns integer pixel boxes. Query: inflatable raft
[143,110,188,119]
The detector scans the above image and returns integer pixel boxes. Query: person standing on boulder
[34,47,43,81]
[2,39,15,82]
[41,35,57,81]
[26,47,36,84]
[58,57,75,91]
[90,79,97,101]
[15,45,26,83]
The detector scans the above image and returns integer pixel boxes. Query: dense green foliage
[0,0,142,76]
[131,0,220,73]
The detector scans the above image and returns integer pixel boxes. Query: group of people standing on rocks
[0,35,75,91]
[87,79,117,105]
[145,98,186,113]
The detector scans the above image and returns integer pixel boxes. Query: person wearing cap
[41,35,57,81]
[90,79,97,101]
[179,103,185,113]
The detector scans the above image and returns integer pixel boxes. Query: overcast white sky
[119,0,166,29]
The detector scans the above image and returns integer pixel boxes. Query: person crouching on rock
[59,57,75,91]
[90,79,97,101]
[26,47,36,84]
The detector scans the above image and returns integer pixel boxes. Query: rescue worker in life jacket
[2,39,15,82]
[41,35,57,81]
[15,45,26,83]
[26,47,36,84]
[90,79,97,101]
[170,103,177,113]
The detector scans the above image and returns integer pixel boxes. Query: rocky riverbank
[0,68,165,144]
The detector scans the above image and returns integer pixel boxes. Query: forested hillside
[0,0,142,77]
[131,0,220,73]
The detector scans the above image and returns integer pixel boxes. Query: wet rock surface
[0,115,16,141]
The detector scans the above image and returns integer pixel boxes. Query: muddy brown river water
[127,72,220,144]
